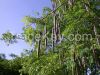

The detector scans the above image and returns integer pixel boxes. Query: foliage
[0,57,22,75]
[1,31,17,45]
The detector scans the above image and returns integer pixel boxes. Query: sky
[0,0,51,59]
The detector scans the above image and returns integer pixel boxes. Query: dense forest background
[0,0,100,75]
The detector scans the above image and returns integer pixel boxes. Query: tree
[1,0,100,75]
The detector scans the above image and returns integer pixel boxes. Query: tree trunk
[37,32,42,58]
[44,25,47,50]
[52,27,55,52]
[94,25,100,45]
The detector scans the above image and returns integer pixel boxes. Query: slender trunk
[54,14,57,43]
[94,25,100,45]
[76,57,83,75]
[52,1,57,52]
[56,19,58,43]
[93,48,97,74]
[58,21,61,43]
[44,25,47,50]
[73,51,76,75]
[52,28,55,52]
[37,32,42,58]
